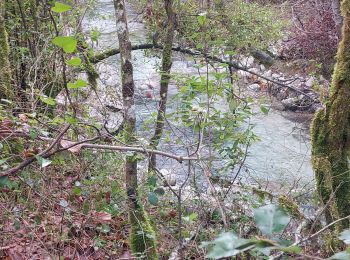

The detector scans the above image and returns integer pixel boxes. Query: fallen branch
[0,132,199,177]
[91,43,316,101]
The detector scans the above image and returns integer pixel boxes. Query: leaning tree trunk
[113,0,157,258]
[148,0,176,171]
[0,0,14,100]
[311,0,350,229]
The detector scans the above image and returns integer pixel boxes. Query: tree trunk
[0,0,14,100]
[148,0,176,171]
[332,0,343,40]
[311,0,350,229]
[113,0,157,258]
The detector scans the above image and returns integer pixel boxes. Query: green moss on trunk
[311,0,350,229]
[0,1,14,100]
[114,0,158,258]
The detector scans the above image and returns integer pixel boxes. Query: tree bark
[332,0,343,40]
[0,0,14,100]
[311,0,350,229]
[113,0,157,258]
[148,0,176,171]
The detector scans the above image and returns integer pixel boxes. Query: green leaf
[40,96,56,106]
[340,230,350,244]
[280,245,302,254]
[66,57,82,67]
[52,36,77,54]
[183,212,198,222]
[100,224,110,233]
[51,2,71,13]
[14,219,21,230]
[0,176,9,188]
[67,79,87,89]
[201,232,254,259]
[90,29,101,42]
[197,13,207,26]
[260,104,269,115]
[147,175,157,188]
[29,128,38,139]
[35,155,52,168]
[73,186,82,196]
[64,116,78,124]
[148,192,158,206]
[0,158,7,165]
[254,204,290,236]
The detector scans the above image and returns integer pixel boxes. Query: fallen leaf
[92,211,112,224]
[60,140,83,153]
[18,114,28,123]
[120,250,134,259]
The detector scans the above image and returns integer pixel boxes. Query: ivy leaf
[67,79,87,89]
[51,2,71,13]
[52,36,77,54]
[66,57,82,67]
[35,155,52,168]
[254,204,290,236]
[148,192,158,206]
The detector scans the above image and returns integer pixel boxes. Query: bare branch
[91,43,316,101]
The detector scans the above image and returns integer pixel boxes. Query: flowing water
[82,0,315,190]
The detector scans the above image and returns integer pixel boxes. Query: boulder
[160,169,176,187]
[305,77,315,88]
[251,49,274,66]
[281,97,299,111]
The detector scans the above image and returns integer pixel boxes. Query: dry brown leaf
[120,250,134,259]
[92,211,112,224]
[7,248,25,260]
[60,139,83,153]
[18,114,28,123]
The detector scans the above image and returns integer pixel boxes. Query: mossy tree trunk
[0,0,14,100]
[113,0,157,258]
[148,0,176,171]
[311,0,350,229]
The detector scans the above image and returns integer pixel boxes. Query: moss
[278,195,304,220]
[323,231,343,256]
[0,2,14,100]
[129,204,158,259]
[77,38,99,90]
[252,187,273,202]
[311,6,350,228]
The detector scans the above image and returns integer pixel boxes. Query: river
[81,0,315,192]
